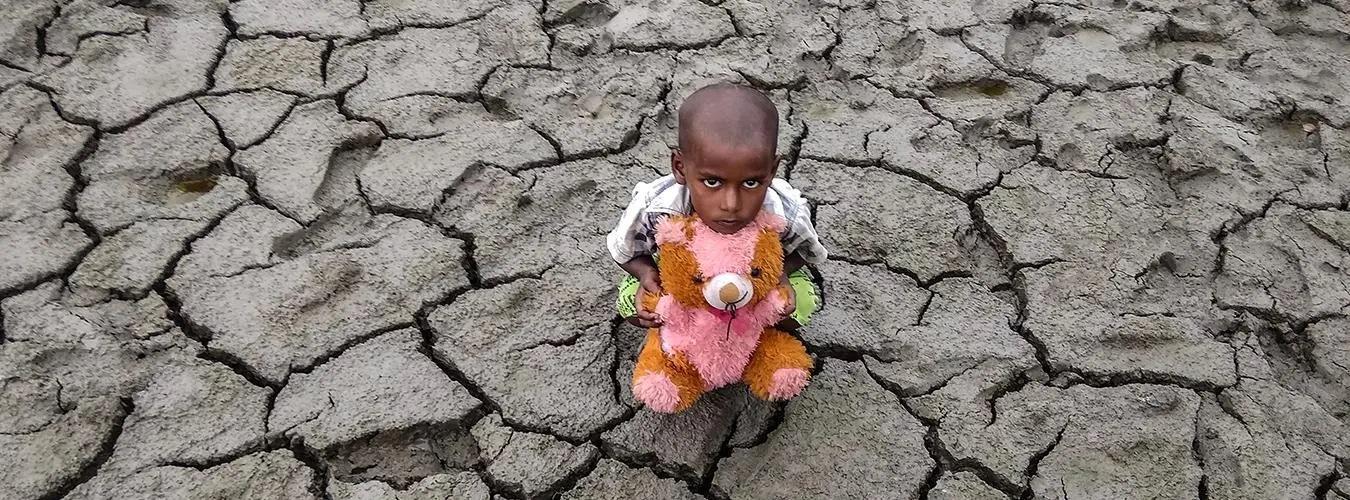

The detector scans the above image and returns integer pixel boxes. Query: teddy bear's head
[654,213,786,312]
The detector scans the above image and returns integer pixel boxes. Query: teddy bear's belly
[663,322,762,390]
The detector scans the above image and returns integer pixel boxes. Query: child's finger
[635,310,664,326]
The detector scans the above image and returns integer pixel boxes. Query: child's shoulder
[628,174,686,214]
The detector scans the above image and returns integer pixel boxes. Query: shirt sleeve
[774,180,829,265]
[606,182,656,264]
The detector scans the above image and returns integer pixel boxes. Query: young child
[607,83,827,330]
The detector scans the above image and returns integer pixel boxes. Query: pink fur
[682,214,787,276]
[633,372,681,413]
[658,293,786,390]
[756,212,788,233]
[654,217,688,245]
[768,368,810,400]
[687,220,761,276]
[652,215,795,393]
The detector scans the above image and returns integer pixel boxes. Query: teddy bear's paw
[767,368,810,400]
[633,372,682,413]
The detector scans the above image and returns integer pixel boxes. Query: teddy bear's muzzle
[703,273,753,311]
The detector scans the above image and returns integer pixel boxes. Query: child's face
[672,139,776,235]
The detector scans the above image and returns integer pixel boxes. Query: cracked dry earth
[2,0,1349,499]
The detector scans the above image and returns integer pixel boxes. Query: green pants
[616,268,820,327]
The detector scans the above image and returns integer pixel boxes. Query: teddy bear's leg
[632,329,706,413]
[742,328,813,401]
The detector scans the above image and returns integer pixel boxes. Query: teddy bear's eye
[692,274,704,284]
[750,268,762,278]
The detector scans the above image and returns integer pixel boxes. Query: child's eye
[702,179,722,188]
[742,180,761,189]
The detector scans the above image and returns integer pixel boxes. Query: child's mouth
[710,219,743,232]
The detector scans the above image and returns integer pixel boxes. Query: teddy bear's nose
[703,273,753,311]
[719,283,740,304]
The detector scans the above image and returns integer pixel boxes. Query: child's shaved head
[672,83,781,235]
[677,83,779,160]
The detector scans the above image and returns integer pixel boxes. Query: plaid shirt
[606,175,828,265]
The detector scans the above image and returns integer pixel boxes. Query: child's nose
[720,189,741,212]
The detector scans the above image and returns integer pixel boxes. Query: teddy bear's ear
[655,215,691,246]
[754,213,788,234]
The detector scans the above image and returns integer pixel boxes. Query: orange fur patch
[749,226,784,303]
[742,328,813,401]
[632,329,707,411]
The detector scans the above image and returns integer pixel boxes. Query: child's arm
[778,251,807,321]
[773,179,827,323]
[607,182,665,328]
[620,255,664,328]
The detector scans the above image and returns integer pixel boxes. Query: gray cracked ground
[1,0,1348,498]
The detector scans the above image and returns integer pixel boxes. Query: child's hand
[779,275,796,320]
[628,271,665,328]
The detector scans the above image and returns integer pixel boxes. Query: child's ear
[671,149,687,184]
